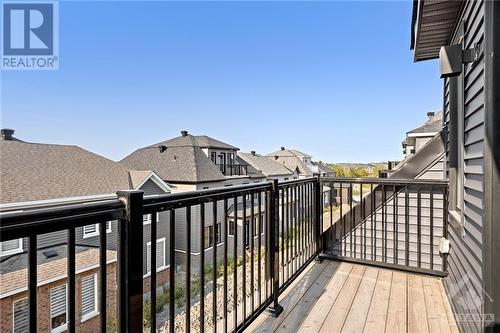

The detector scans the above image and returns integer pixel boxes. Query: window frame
[80,273,99,322]
[143,212,160,225]
[82,221,112,238]
[12,297,28,333]
[145,237,167,276]
[0,238,23,257]
[50,284,68,333]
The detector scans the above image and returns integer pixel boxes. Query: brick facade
[0,263,117,333]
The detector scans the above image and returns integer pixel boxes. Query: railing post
[314,177,324,260]
[117,190,144,333]
[267,179,283,317]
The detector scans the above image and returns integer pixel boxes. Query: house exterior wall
[0,263,117,333]
[441,1,486,332]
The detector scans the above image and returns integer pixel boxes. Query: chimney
[251,151,256,156]
[427,112,435,119]
[280,147,285,151]
[1,129,14,141]
[181,130,188,137]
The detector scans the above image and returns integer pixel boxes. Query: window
[81,274,98,321]
[228,153,235,164]
[146,238,166,275]
[1,239,23,256]
[12,298,28,333]
[202,186,209,190]
[284,178,289,181]
[50,284,67,333]
[204,226,213,249]
[83,222,112,238]
[211,152,216,163]
[228,220,235,236]
[143,213,160,225]
[215,223,222,244]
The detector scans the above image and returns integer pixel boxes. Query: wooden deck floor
[248,260,459,333]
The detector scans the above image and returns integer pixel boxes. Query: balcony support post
[267,178,283,317]
[117,190,144,333]
[314,177,324,261]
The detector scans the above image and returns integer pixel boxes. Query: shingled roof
[1,137,133,204]
[407,112,443,135]
[238,152,294,177]
[0,130,171,205]
[121,145,226,183]
[149,131,239,150]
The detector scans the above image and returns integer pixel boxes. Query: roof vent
[251,151,256,156]
[158,145,167,153]
[427,112,435,118]
[1,128,14,141]
[280,147,285,151]
[181,130,188,137]
[274,155,279,160]
[42,249,58,258]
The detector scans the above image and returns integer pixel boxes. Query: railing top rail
[143,181,273,212]
[277,177,317,187]
[320,177,448,187]
[0,199,125,241]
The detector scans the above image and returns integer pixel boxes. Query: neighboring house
[120,131,267,273]
[237,151,299,182]
[266,147,335,178]
[0,129,172,333]
[401,112,443,158]
[411,1,500,332]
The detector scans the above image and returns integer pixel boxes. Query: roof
[0,132,171,205]
[149,132,238,150]
[411,0,463,61]
[238,152,295,177]
[407,112,443,135]
[266,148,312,158]
[0,245,117,298]
[121,146,226,183]
[0,139,133,204]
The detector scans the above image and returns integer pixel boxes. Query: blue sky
[1,1,443,163]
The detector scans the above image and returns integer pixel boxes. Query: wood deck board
[250,260,458,333]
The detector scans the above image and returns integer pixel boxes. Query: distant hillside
[326,162,388,178]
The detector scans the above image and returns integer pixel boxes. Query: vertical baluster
[417,185,422,268]
[212,202,217,333]
[258,191,263,305]
[430,187,434,271]
[442,187,449,272]
[382,185,386,262]
[232,195,238,330]
[200,203,205,333]
[169,210,175,333]
[287,186,290,279]
[340,183,344,256]
[360,184,364,260]
[371,184,375,261]
[242,194,247,322]
[280,188,284,284]
[393,185,398,265]
[223,199,228,333]
[151,213,157,333]
[28,236,37,333]
[68,227,76,333]
[405,187,410,267]
[250,192,255,313]
[99,222,107,333]
[349,183,353,257]
[299,184,303,266]
[294,185,298,273]
[186,206,192,333]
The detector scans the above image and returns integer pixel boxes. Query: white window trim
[81,274,99,322]
[50,284,68,333]
[143,212,160,225]
[144,237,168,277]
[12,297,28,333]
[1,239,23,257]
[82,222,112,239]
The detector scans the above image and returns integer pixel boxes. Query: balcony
[215,163,248,176]
[0,177,456,333]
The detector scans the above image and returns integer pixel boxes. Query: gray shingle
[238,152,294,177]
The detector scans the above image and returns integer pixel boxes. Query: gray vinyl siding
[442,1,486,332]
[141,179,166,196]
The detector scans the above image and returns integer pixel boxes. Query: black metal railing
[318,177,449,277]
[0,178,318,333]
[215,163,248,176]
[0,177,449,332]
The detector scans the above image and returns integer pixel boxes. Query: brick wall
[0,262,117,333]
